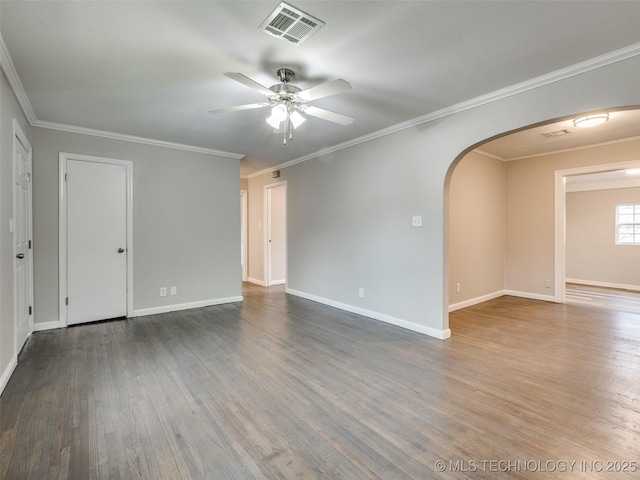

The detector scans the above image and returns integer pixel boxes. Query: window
[616,203,640,244]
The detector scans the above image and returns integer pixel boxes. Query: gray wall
[1,69,31,389]
[32,127,241,325]
[248,55,640,339]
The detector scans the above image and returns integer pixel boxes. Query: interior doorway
[264,182,287,286]
[554,159,640,303]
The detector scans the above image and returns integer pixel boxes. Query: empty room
[2,1,640,478]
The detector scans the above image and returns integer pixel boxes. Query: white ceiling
[2,1,640,176]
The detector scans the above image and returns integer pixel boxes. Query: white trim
[35,120,244,160]
[503,290,557,303]
[3,25,640,178]
[240,190,248,282]
[287,288,451,340]
[0,357,17,397]
[0,34,36,123]
[473,149,506,161]
[1,33,243,158]
[59,153,134,325]
[566,279,640,292]
[247,277,266,286]
[554,159,640,304]
[33,321,65,332]
[269,279,286,286]
[131,296,243,317]
[449,290,505,312]
[247,41,640,179]
[505,135,640,162]
[567,176,640,193]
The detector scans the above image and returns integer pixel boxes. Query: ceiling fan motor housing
[269,82,302,108]
[276,68,295,83]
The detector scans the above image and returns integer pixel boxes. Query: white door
[66,159,128,325]
[266,184,286,286]
[13,128,33,352]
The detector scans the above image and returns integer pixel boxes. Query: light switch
[412,215,423,227]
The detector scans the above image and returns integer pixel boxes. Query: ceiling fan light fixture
[266,114,282,129]
[271,104,288,121]
[573,113,609,128]
[290,110,306,128]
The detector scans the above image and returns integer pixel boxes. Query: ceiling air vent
[259,2,325,45]
[542,129,572,138]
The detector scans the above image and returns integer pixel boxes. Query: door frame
[240,190,248,282]
[264,181,287,287]
[554,159,640,303]
[59,153,134,326]
[13,119,33,354]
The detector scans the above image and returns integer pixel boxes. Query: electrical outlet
[412,215,423,227]
[170,286,177,296]
[544,280,552,288]
[160,287,167,297]
[358,288,364,298]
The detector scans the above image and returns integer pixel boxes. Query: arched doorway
[445,108,640,323]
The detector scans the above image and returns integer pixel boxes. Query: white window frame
[615,203,640,245]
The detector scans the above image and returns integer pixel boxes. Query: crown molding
[473,149,505,161]
[0,33,37,124]
[3,23,640,176]
[33,120,244,159]
[505,134,640,162]
[248,41,640,179]
[1,33,243,159]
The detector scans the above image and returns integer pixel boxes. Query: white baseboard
[34,320,65,331]
[286,288,451,340]
[270,279,286,286]
[566,278,640,292]
[247,277,265,286]
[503,290,556,302]
[132,296,243,317]
[0,356,17,397]
[449,290,505,312]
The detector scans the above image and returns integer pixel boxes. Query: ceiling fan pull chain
[283,119,287,145]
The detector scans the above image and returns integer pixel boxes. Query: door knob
[16,253,25,259]
[117,248,125,253]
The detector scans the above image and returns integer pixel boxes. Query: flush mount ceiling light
[573,113,609,128]
[625,168,640,175]
[208,68,353,145]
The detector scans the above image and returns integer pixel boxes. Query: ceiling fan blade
[303,105,354,125]
[224,72,274,96]
[297,79,352,102]
[208,103,269,114]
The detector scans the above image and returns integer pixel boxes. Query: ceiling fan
[208,68,353,144]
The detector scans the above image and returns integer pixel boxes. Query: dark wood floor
[2,285,640,479]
